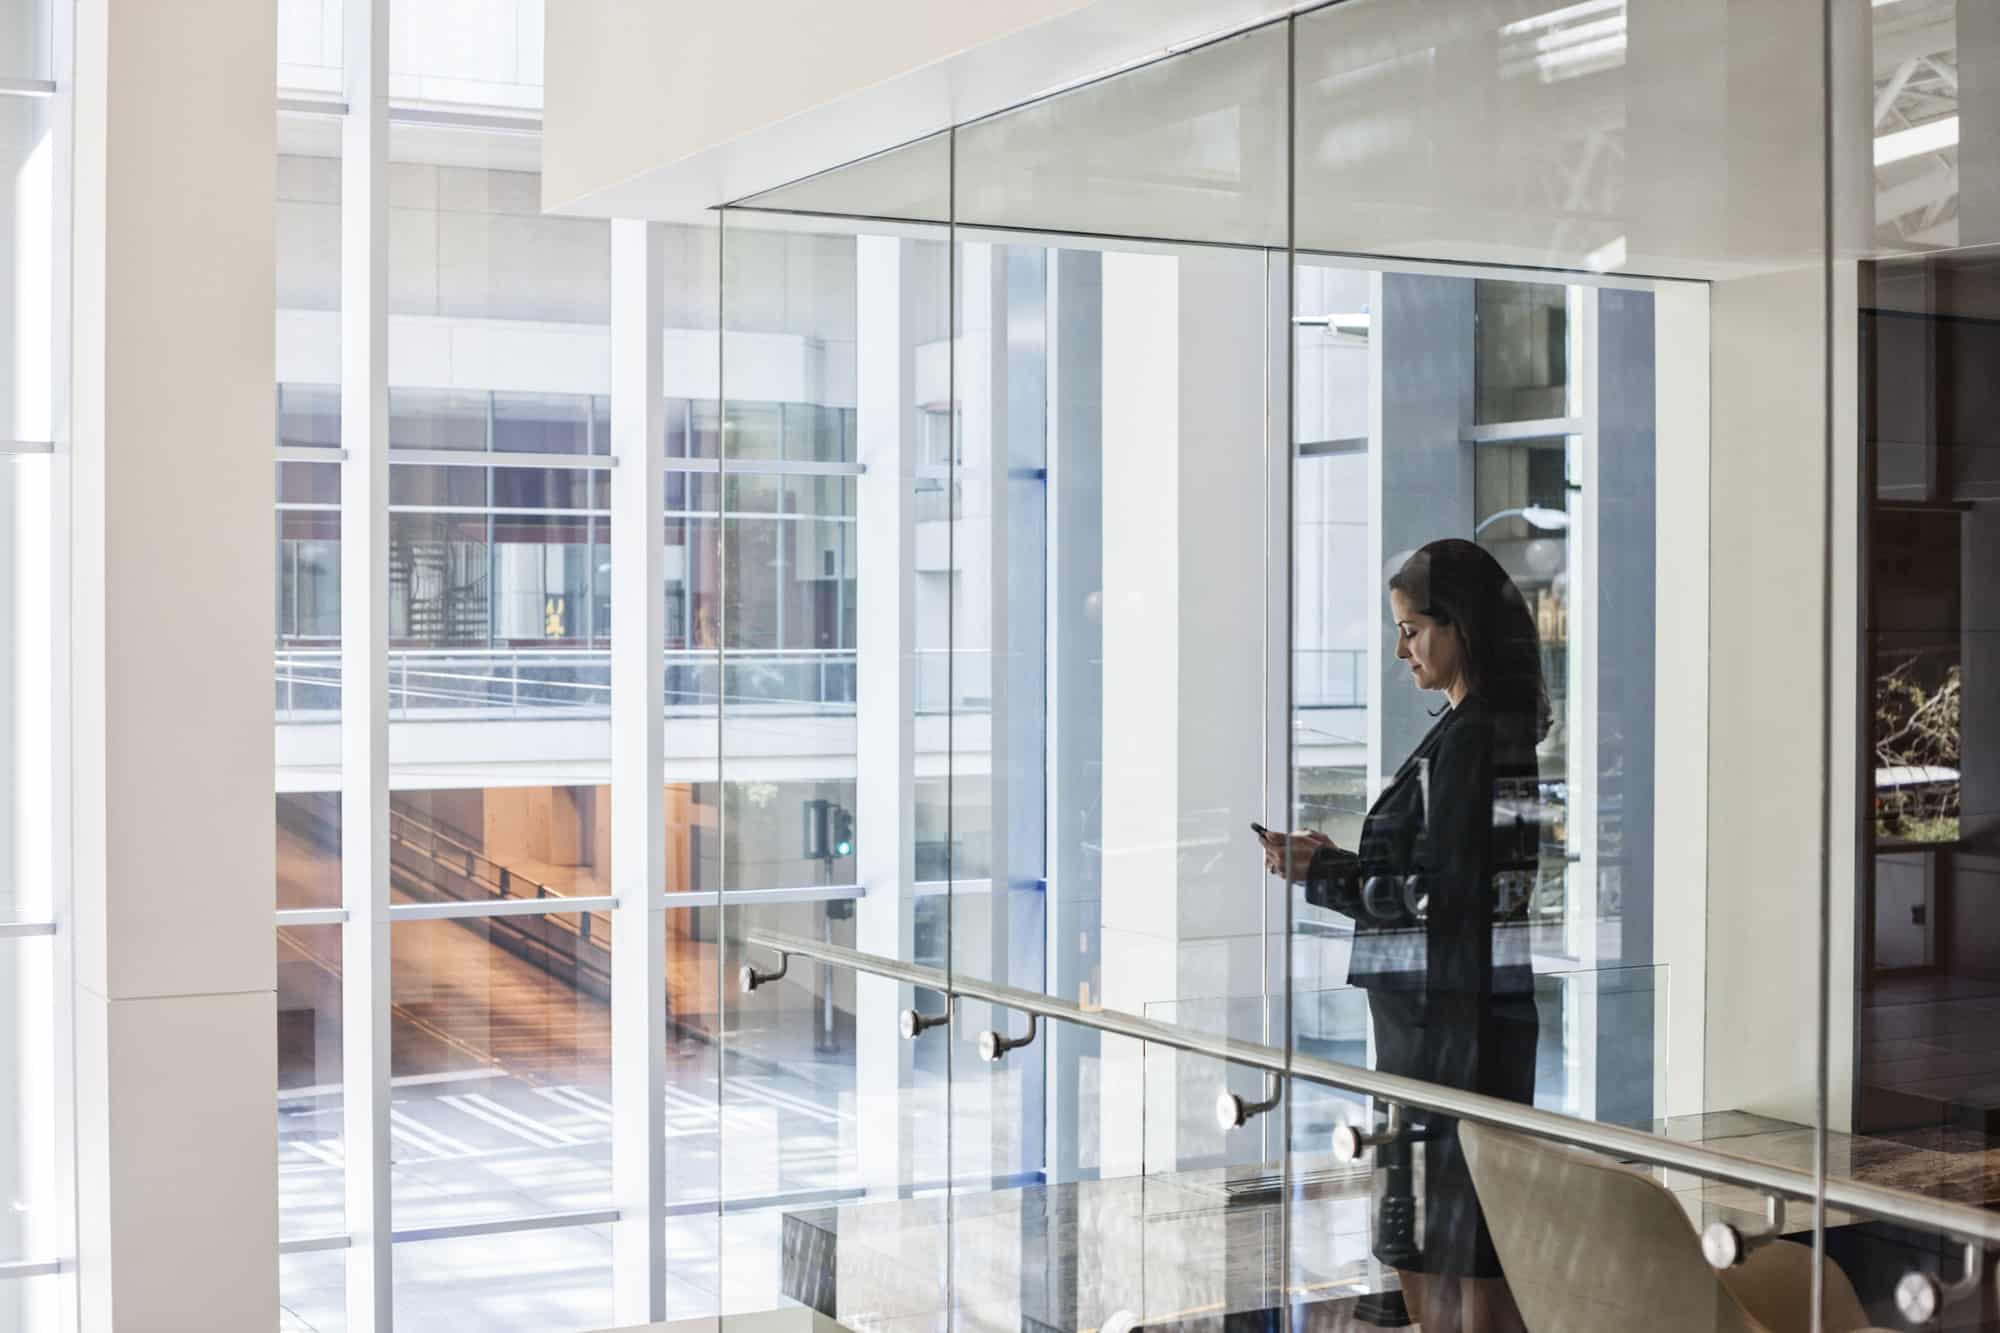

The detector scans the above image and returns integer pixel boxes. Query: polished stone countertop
[782,1157,1388,1332]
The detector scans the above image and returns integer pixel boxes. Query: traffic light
[801,798,854,863]
[801,798,830,860]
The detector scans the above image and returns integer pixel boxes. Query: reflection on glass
[389,914,611,1229]
[393,1227,612,1331]
[710,206,945,1325]
[278,922,344,1240]
[280,1251,343,1333]
[1,0,49,81]
[0,937,59,1278]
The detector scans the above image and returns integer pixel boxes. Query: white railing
[274,646,858,720]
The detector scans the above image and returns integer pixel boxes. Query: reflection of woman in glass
[1262,539,1546,1333]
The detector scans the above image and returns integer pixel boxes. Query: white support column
[854,234,920,1193]
[1098,250,1180,1179]
[68,0,276,1327]
[1652,282,1709,1119]
[609,218,667,1323]
[341,0,392,1326]
[1564,286,1601,1121]
[1044,250,1102,1187]
[952,241,1012,1178]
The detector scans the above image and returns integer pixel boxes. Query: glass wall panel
[659,214,725,1323]
[393,1225,611,1331]
[389,911,610,1229]
[380,124,610,755]
[1,94,56,929]
[389,0,545,114]
[943,23,1295,1326]
[257,0,2000,1323]
[0,936,61,1275]
[278,919,345,1241]
[2,26,65,1333]
[275,99,346,1329]
[1840,64,2000,1309]
[1293,0,1828,280]
[0,0,50,80]
[280,1250,345,1333]
[276,0,341,98]
[953,24,1288,247]
[1290,1,1831,1327]
[714,203,953,1325]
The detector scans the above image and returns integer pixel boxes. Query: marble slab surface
[782,1160,1386,1333]
[774,1110,2000,1332]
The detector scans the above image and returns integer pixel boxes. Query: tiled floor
[1861,974,2000,1112]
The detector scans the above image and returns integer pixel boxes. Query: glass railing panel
[1291,3,1835,1317]
[1141,990,1381,1324]
[715,199,953,1329]
[939,217,1288,1327]
[1832,6,2000,1309]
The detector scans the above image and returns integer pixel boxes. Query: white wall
[1704,263,1845,1126]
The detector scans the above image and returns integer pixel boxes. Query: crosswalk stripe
[662,1082,788,1131]
[659,1084,719,1115]
[728,1080,847,1124]
[551,1084,614,1115]
[288,1138,344,1168]
[391,1107,478,1158]
[445,1092,583,1149]
[534,1085,612,1125]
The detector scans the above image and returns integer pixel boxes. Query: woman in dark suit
[1261,538,1547,1333]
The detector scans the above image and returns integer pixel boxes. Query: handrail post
[977,1013,1039,1064]
[1702,1194,1788,1269]
[1216,1074,1283,1130]
[1896,1242,1985,1325]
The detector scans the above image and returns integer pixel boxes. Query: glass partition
[941,25,1297,1323]
[1287,1,1835,1327]
[706,2,1850,1327]
[1834,2,2000,1320]
[265,0,2000,1323]
[713,201,955,1327]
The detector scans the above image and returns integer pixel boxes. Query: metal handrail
[742,927,2000,1249]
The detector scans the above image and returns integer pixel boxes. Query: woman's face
[1390,587,1464,695]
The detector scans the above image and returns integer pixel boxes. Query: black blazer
[1304,694,1540,1006]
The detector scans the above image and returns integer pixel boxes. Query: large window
[2,5,70,1325]
[269,3,2000,1332]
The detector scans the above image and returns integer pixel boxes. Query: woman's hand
[1258,828,1336,883]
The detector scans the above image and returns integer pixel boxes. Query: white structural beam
[854,234,922,1193]
[67,0,276,1328]
[609,218,668,1323]
[340,0,393,1325]
[1044,250,1102,1185]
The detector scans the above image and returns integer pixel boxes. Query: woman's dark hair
[1389,538,1552,741]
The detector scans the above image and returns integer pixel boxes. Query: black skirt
[1366,987,1540,1279]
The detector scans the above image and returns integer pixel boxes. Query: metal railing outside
[274,646,859,720]
[1295,647,1366,709]
[741,927,2000,1251]
[914,648,993,715]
